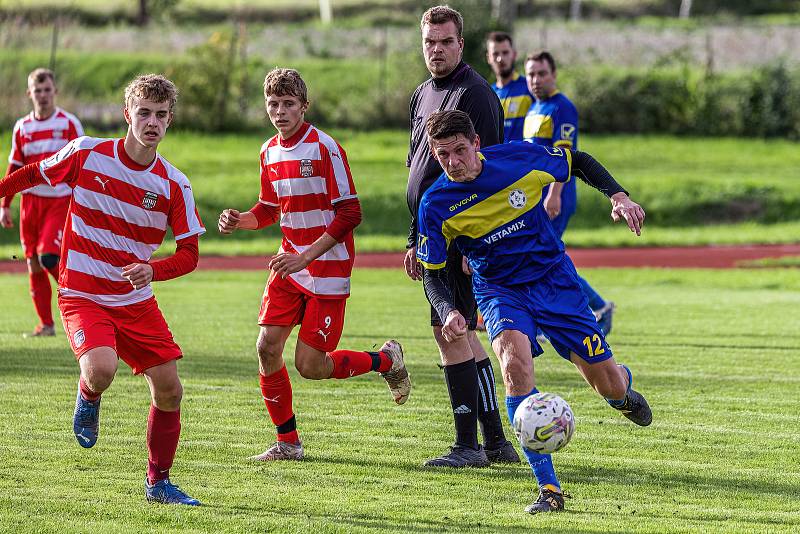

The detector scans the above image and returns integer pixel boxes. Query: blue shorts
[474,255,612,364]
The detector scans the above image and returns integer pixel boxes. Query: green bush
[561,63,800,139]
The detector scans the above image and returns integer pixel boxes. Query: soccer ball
[512,392,575,454]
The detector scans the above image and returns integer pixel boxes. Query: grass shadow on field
[557,463,800,504]
[0,348,75,378]
[621,339,799,352]
[211,501,623,534]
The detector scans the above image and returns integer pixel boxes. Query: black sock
[368,351,382,371]
[475,357,507,448]
[443,359,480,450]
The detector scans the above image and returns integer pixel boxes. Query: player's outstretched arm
[0,163,22,228]
[0,163,46,204]
[610,192,645,236]
[570,150,645,235]
[218,202,279,234]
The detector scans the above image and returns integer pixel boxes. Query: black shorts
[428,244,478,329]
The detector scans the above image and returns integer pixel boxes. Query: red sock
[79,377,101,401]
[328,349,391,378]
[146,405,181,484]
[260,366,298,444]
[375,350,393,373]
[29,270,53,326]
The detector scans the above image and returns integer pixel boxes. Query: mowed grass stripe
[1,267,799,532]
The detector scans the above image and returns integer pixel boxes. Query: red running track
[0,244,798,274]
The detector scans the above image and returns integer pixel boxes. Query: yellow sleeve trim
[419,259,447,270]
[563,146,573,179]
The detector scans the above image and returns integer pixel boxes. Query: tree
[491,0,514,30]
[679,0,693,18]
[570,0,582,21]
[136,0,179,26]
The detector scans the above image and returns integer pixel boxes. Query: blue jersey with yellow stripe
[523,91,578,149]
[416,141,572,286]
[523,91,579,235]
[492,72,533,142]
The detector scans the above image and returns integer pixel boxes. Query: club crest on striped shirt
[300,159,313,178]
[142,191,158,210]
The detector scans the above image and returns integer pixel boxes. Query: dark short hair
[426,110,476,144]
[486,31,513,47]
[420,5,463,39]
[525,51,557,72]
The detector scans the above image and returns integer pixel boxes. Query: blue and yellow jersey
[522,91,578,150]
[492,72,533,142]
[523,91,579,228]
[416,141,572,286]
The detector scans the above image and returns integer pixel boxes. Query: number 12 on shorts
[582,334,605,357]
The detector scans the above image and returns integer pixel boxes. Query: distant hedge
[561,63,800,139]
[0,47,798,138]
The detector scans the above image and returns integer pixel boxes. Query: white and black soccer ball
[512,392,575,454]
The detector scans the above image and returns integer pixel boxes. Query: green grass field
[1,267,799,532]
[1,131,799,259]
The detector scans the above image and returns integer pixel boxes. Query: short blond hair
[263,68,308,104]
[124,74,178,111]
[28,68,55,86]
[420,5,463,39]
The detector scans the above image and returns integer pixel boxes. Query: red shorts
[258,271,347,352]
[59,296,183,375]
[20,194,70,258]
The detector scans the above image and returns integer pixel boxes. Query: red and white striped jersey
[9,107,84,198]
[259,123,358,298]
[38,136,205,307]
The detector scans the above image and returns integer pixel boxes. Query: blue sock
[506,387,561,491]
[577,275,605,311]
[606,364,632,407]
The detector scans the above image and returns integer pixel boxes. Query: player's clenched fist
[218,208,240,234]
[442,310,467,342]
[0,207,13,228]
[122,263,153,290]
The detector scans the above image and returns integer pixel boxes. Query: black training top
[405,61,504,248]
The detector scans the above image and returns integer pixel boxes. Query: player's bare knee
[256,331,282,364]
[294,357,326,380]
[82,367,115,393]
[153,381,183,410]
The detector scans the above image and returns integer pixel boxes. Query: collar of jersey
[539,89,561,101]
[115,139,157,173]
[278,122,312,150]
[30,107,60,123]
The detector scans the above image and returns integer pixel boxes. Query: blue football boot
[73,389,100,448]
[145,478,201,506]
[607,364,652,427]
